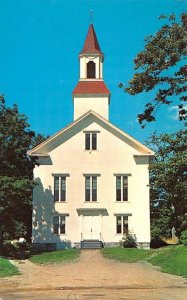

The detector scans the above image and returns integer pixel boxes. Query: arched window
[87,61,95,78]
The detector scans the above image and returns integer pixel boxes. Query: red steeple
[80,24,103,56]
[73,22,110,120]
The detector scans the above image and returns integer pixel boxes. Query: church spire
[80,24,103,56]
[73,23,110,121]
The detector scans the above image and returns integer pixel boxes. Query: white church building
[28,24,154,250]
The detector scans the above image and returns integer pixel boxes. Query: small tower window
[87,61,95,78]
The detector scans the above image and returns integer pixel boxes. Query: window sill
[115,201,130,203]
[84,150,99,152]
[54,201,67,203]
[84,201,99,203]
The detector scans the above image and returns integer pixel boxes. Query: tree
[147,130,187,239]
[119,13,187,127]
[0,95,46,252]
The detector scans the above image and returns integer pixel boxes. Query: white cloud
[168,106,178,120]
[168,105,187,121]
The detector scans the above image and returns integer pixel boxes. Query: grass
[148,245,187,278]
[0,257,19,277]
[102,247,155,262]
[29,249,80,264]
[101,245,187,278]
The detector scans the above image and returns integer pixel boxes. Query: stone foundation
[137,242,150,249]
[32,241,151,251]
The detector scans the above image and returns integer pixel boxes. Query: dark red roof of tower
[72,81,110,95]
[80,24,103,55]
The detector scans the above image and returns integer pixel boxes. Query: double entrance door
[82,215,101,240]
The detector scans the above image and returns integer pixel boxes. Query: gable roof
[80,24,103,56]
[72,81,110,95]
[28,111,154,157]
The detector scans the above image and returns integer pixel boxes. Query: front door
[82,216,101,240]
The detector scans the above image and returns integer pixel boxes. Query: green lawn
[148,245,187,278]
[101,245,187,278]
[29,249,80,264]
[0,257,19,277]
[102,247,155,262]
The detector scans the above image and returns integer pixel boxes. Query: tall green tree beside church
[119,13,187,127]
[147,130,187,239]
[0,95,46,252]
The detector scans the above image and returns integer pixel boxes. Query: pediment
[27,110,154,157]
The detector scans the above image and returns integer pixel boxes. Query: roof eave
[79,51,104,58]
[72,93,110,97]
[72,93,111,104]
[133,153,155,157]
[27,152,50,157]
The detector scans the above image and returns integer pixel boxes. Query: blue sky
[0,0,185,143]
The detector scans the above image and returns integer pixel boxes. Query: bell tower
[72,24,110,120]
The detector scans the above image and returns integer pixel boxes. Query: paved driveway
[0,250,187,299]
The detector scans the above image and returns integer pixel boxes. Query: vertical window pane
[123,216,128,234]
[116,216,122,234]
[85,133,90,150]
[87,61,96,78]
[85,177,90,201]
[53,216,59,234]
[123,176,128,201]
[54,177,59,201]
[61,177,66,201]
[92,133,97,150]
[60,216,65,234]
[92,176,97,201]
[116,176,121,201]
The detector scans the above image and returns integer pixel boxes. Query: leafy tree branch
[119,13,187,127]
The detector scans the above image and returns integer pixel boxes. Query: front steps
[81,239,103,249]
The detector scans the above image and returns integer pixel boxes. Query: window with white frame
[85,176,97,202]
[53,216,66,234]
[85,133,97,150]
[54,176,66,202]
[116,175,128,201]
[116,216,128,234]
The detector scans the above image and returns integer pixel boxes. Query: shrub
[120,232,137,248]
[180,230,187,246]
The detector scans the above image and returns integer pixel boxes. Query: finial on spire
[90,9,93,24]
